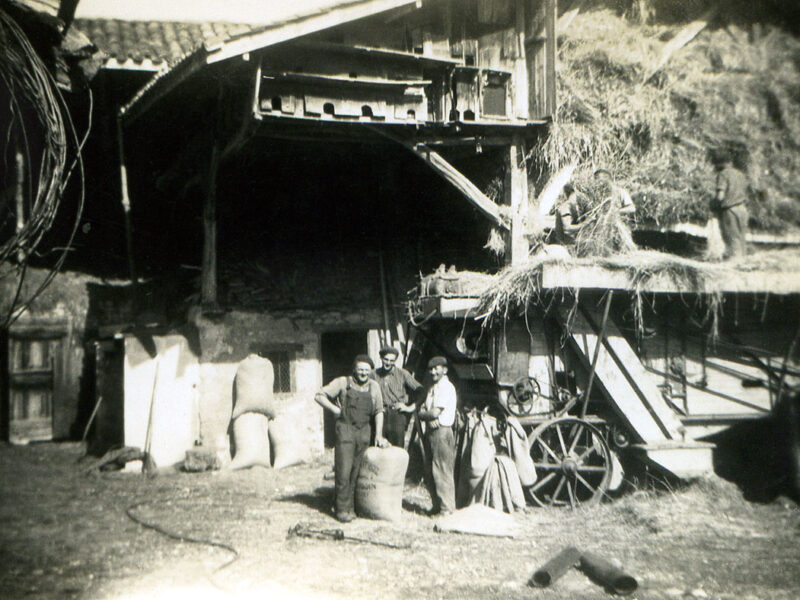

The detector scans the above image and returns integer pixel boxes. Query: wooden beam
[506,138,528,264]
[410,143,508,229]
[514,0,529,120]
[201,138,220,309]
[545,0,557,117]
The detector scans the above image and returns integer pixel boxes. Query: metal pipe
[529,546,581,588]
[579,551,638,596]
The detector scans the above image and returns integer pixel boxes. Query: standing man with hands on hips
[315,354,388,523]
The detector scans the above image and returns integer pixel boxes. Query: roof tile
[73,18,259,68]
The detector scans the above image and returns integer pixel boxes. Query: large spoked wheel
[527,417,611,508]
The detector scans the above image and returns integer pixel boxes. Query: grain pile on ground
[541,0,800,232]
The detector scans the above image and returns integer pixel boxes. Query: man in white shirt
[418,356,457,515]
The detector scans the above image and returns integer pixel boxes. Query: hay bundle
[572,198,637,258]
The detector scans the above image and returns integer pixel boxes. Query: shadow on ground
[276,486,334,516]
[706,394,800,504]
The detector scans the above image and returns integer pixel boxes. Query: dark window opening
[263,350,292,393]
[463,109,475,121]
[271,96,282,111]
[252,346,300,394]
[361,105,373,117]
[323,102,335,115]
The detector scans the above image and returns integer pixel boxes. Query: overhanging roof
[120,0,418,123]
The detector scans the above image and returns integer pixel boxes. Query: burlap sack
[269,400,316,469]
[504,416,537,487]
[355,446,409,521]
[232,354,276,420]
[228,412,271,470]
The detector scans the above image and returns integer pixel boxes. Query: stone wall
[192,307,384,462]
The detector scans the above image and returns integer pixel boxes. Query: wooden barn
[2,0,558,467]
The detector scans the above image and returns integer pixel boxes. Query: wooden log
[201,139,220,309]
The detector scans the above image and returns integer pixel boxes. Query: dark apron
[334,381,373,516]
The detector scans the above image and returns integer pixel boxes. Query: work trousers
[718,204,748,258]
[427,425,456,514]
[384,408,408,448]
[334,420,371,517]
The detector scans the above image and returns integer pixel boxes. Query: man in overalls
[315,354,387,522]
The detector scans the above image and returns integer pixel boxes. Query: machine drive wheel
[527,417,612,508]
[507,377,542,417]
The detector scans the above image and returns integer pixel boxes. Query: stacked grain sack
[228,354,275,470]
[269,395,319,469]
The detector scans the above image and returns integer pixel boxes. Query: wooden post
[201,138,220,310]
[514,0,529,120]
[116,117,138,289]
[545,0,557,117]
[506,138,529,265]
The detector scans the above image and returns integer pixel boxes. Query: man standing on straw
[418,356,458,515]
[709,148,748,259]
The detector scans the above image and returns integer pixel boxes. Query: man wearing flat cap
[371,346,424,448]
[315,354,388,522]
[418,355,458,515]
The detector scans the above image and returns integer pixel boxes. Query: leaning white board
[124,334,199,469]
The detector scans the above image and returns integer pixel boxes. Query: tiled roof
[73,19,258,69]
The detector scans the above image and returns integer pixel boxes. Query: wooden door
[8,336,62,443]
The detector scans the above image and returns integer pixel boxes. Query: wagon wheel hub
[561,457,578,475]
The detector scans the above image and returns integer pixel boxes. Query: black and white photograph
[1,0,799,598]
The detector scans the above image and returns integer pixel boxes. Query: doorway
[320,330,368,447]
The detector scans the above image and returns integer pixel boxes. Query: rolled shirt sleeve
[426,377,457,427]
[369,380,384,416]
[318,376,347,404]
[403,369,424,393]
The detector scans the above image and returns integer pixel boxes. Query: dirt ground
[1,442,799,600]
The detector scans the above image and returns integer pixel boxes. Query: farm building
[2,0,556,466]
[1,0,799,497]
